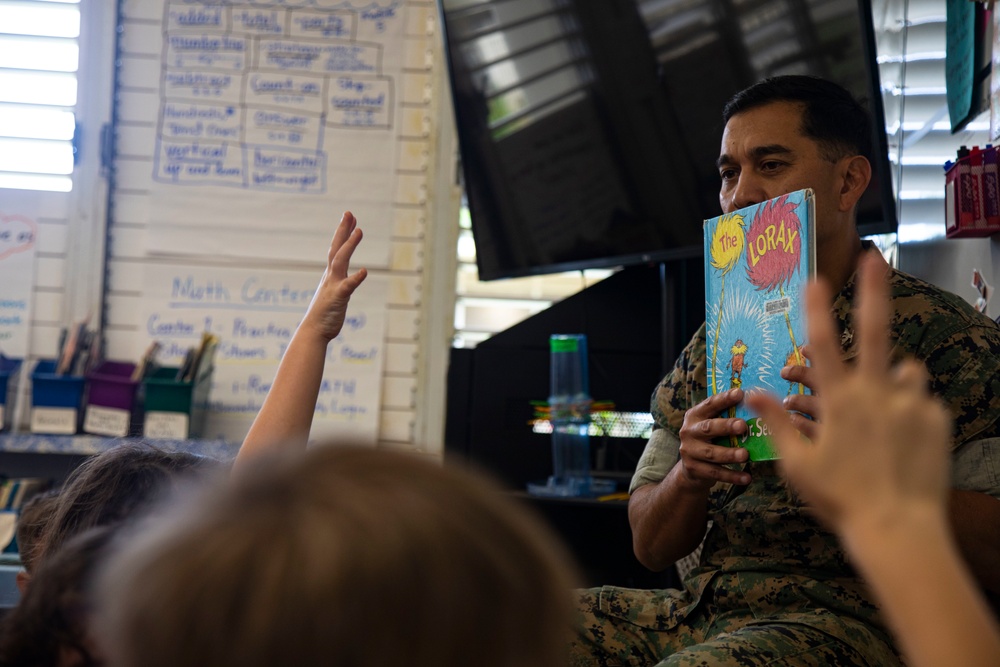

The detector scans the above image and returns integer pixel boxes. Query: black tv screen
[438,0,896,281]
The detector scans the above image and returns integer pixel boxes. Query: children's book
[704,188,815,461]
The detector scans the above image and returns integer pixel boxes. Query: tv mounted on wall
[438,0,897,281]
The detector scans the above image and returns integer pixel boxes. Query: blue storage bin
[30,359,86,434]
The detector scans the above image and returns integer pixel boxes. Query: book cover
[704,189,815,461]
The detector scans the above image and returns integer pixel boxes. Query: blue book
[703,188,815,461]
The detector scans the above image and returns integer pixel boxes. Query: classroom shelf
[0,433,239,461]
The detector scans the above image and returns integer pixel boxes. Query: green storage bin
[142,366,211,439]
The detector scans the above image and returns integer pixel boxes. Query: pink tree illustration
[745,194,805,387]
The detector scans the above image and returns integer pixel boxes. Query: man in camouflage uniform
[569,76,1000,666]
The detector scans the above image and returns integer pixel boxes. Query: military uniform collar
[830,241,892,359]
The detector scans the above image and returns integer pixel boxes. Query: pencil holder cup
[30,360,85,435]
[84,361,139,437]
[142,366,212,439]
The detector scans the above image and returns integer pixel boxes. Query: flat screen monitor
[438,0,896,281]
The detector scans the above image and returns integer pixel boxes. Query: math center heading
[171,275,313,306]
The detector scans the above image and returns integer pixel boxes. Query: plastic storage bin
[30,360,85,435]
[84,361,139,437]
[142,365,212,439]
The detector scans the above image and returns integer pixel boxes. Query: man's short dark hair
[722,75,873,163]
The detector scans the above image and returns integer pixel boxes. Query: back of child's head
[38,442,220,565]
[0,525,115,667]
[15,489,60,575]
[96,445,579,667]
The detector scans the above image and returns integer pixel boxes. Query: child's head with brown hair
[15,488,60,595]
[96,445,579,667]
[16,489,59,574]
[1,525,115,667]
[37,442,220,567]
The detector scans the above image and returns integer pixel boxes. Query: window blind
[0,0,80,192]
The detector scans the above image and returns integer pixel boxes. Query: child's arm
[234,212,367,472]
[749,254,1000,667]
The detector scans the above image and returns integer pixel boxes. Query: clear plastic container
[528,334,612,497]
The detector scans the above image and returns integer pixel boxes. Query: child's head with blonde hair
[97,445,578,667]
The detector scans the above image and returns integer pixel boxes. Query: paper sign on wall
[142,264,388,444]
[147,0,404,267]
[0,213,38,359]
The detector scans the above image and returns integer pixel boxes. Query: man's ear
[837,155,872,212]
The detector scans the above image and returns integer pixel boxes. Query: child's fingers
[341,267,368,294]
[331,228,363,277]
[745,392,802,459]
[747,393,811,489]
[803,279,844,390]
[855,252,891,379]
[890,360,951,468]
[328,211,357,264]
[892,358,930,393]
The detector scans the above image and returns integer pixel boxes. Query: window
[0,0,81,192]
[874,0,990,243]
[453,202,614,347]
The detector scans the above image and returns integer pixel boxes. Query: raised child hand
[747,252,951,534]
[300,211,368,342]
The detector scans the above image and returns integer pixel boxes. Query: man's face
[717,100,844,240]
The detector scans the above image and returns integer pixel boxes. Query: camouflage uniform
[569,249,1000,666]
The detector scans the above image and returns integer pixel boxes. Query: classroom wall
[899,236,1000,316]
[3,186,73,437]
[4,188,72,366]
[2,0,116,429]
